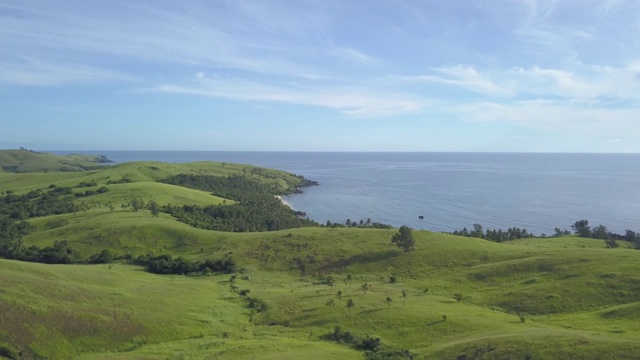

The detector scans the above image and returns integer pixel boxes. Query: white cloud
[454,100,640,136]
[0,59,135,86]
[389,61,640,102]
[393,65,513,96]
[151,75,422,117]
[0,0,374,83]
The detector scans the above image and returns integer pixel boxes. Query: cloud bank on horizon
[1,0,639,152]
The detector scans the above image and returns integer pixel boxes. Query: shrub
[89,249,114,264]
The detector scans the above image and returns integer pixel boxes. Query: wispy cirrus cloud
[392,65,513,97]
[0,0,376,82]
[151,74,422,117]
[0,58,135,86]
[452,99,640,136]
[388,61,640,103]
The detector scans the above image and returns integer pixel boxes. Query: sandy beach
[275,195,293,209]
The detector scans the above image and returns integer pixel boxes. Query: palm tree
[401,290,408,307]
[346,299,355,315]
[385,296,393,309]
[326,298,335,310]
[336,290,343,304]
[345,273,353,290]
[361,282,371,294]
[327,276,336,293]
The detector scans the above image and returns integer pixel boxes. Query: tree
[361,282,371,294]
[401,290,408,307]
[572,220,591,238]
[346,299,355,314]
[385,296,393,309]
[130,198,145,212]
[148,200,160,217]
[391,225,415,252]
[89,249,113,264]
[554,227,566,237]
[326,298,335,310]
[471,223,484,238]
[336,290,343,304]
[624,230,640,243]
[345,273,353,290]
[327,276,336,293]
[592,225,609,240]
[604,238,619,249]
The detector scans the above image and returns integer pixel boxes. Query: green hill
[0,149,111,173]
[2,153,640,359]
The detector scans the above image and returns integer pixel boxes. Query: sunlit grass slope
[0,259,361,359]
[0,150,109,173]
[15,210,640,359]
[0,157,307,196]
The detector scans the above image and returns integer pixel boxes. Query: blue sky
[1,0,639,152]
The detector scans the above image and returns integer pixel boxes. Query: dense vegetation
[323,218,393,229]
[134,253,237,275]
[451,220,640,248]
[1,213,237,275]
[160,174,319,231]
[325,326,413,359]
[0,186,77,220]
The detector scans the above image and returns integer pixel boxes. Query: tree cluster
[160,174,319,232]
[0,187,76,220]
[161,174,286,199]
[449,220,640,249]
[133,253,236,275]
[451,223,534,242]
[0,236,81,265]
[571,220,640,248]
[323,218,393,229]
[325,326,413,359]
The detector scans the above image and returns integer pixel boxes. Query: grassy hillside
[0,160,309,196]
[11,212,640,359]
[0,150,110,173]
[2,153,640,359]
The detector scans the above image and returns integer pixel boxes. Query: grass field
[2,150,640,359]
[0,150,110,173]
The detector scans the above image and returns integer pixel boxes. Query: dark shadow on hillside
[426,319,446,326]
[318,250,400,273]
[359,308,386,315]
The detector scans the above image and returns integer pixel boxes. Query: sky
[1,0,639,152]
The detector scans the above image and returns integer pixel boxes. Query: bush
[247,297,267,312]
[89,249,114,264]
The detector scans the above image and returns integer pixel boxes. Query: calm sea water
[57,151,640,235]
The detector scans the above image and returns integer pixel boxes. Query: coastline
[275,195,294,210]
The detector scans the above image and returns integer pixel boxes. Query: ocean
[57,151,640,235]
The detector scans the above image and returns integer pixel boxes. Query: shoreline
[275,195,294,210]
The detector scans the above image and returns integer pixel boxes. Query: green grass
[0,159,306,197]
[77,182,233,207]
[2,153,640,359]
[11,210,640,359]
[0,150,109,173]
